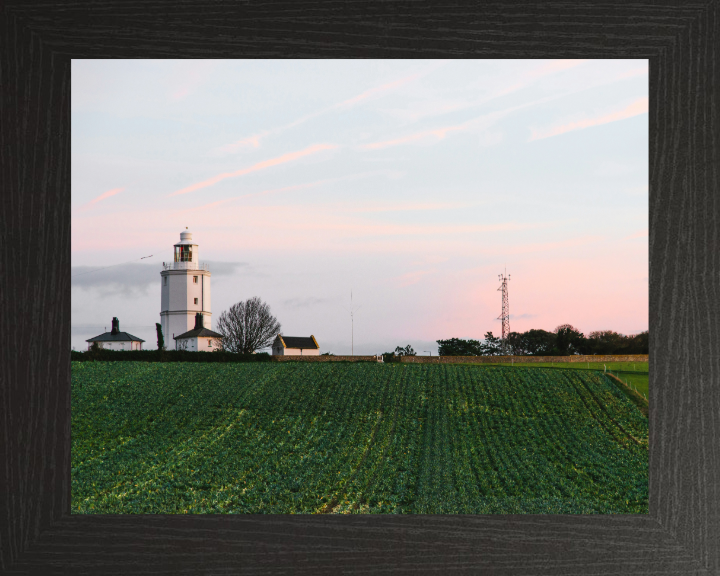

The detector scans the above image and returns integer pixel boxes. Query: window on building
[193,276,198,283]
[208,340,212,347]
[194,298,198,304]
[174,245,193,262]
[164,276,167,286]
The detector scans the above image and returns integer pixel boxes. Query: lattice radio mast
[497,269,511,355]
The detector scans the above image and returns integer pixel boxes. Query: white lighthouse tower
[160,228,212,347]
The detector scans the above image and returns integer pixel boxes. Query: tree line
[437,325,648,356]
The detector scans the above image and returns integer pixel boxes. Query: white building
[160,228,212,346]
[271,335,320,356]
[174,313,224,352]
[86,317,144,351]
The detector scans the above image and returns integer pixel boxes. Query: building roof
[175,229,196,246]
[275,335,319,349]
[86,332,145,343]
[175,312,223,340]
[87,318,144,343]
[174,327,224,340]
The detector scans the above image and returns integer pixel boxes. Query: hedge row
[70,350,272,363]
[399,354,649,364]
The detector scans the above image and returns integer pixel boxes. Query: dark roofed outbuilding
[173,313,224,352]
[271,334,320,356]
[86,318,144,351]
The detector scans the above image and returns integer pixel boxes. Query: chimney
[194,313,203,330]
[111,317,119,335]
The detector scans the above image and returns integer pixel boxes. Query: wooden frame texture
[1,2,718,574]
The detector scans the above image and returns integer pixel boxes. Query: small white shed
[86,317,144,351]
[271,334,320,356]
[174,313,224,352]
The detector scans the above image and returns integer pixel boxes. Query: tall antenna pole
[341,290,362,356]
[497,269,511,355]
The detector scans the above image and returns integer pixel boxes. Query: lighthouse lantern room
[160,228,212,348]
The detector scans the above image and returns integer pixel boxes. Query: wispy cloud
[72,200,570,256]
[360,106,514,151]
[489,59,589,101]
[173,171,390,214]
[78,187,125,211]
[510,313,538,320]
[213,64,442,154]
[172,181,328,213]
[212,119,319,156]
[354,201,475,213]
[216,133,267,154]
[212,112,327,154]
[168,143,338,197]
[205,261,250,276]
[530,97,649,141]
[360,126,461,150]
[380,60,589,125]
[173,200,564,242]
[205,210,555,239]
[367,221,542,237]
[614,65,648,82]
[359,89,578,151]
[338,72,425,108]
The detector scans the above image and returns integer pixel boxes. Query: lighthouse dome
[179,229,193,243]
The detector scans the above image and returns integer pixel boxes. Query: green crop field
[486,362,649,398]
[72,361,648,514]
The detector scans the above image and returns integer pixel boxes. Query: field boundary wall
[271,355,380,362]
[70,350,272,363]
[399,354,649,364]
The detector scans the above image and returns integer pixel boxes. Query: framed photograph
[3,2,717,574]
[69,57,650,518]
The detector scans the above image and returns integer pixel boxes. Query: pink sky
[71,59,648,353]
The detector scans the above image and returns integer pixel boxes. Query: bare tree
[216,296,281,354]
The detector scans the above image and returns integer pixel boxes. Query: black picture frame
[2,2,718,574]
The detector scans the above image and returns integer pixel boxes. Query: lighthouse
[160,228,212,347]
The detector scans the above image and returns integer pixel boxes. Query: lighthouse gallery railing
[162,262,210,271]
